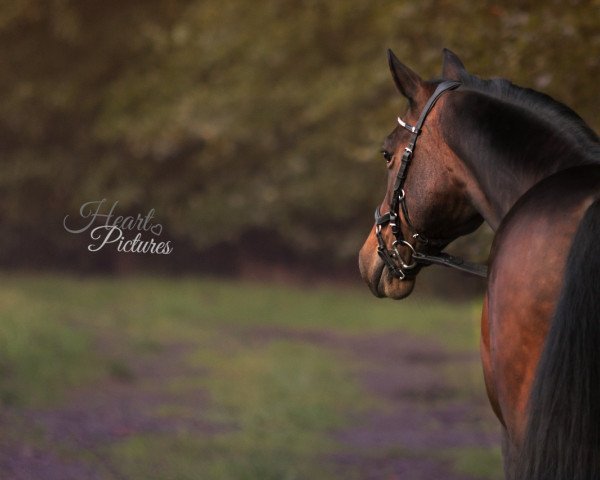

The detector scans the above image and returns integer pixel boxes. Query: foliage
[0,1,598,269]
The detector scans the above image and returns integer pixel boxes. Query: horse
[358,49,600,479]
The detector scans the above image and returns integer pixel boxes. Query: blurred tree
[0,0,598,272]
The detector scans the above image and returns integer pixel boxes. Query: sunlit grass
[0,274,483,408]
[447,446,504,479]
[111,340,361,480]
[0,283,98,406]
[0,274,499,479]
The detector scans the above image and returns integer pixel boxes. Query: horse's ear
[387,49,423,102]
[442,48,467,81]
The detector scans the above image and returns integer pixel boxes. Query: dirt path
[330,333,500,480]
[0,328,500,479]
[244,327,501,479]
[0,342,232,480]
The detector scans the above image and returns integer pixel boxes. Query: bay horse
[358,49,600,479]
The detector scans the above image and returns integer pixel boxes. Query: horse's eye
[381,150,393,162]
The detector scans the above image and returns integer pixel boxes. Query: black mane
[440,72,600,219]
[456,72,600,161]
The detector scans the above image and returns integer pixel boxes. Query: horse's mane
[455,72,600,163]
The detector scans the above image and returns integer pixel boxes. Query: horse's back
[481,164,600,444]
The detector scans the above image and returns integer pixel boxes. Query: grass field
[0,274,502,479]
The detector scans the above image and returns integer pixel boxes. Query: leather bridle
[374,80,488,279]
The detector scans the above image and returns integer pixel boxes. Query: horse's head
[359,49,483,299]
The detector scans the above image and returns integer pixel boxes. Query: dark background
[1,0,598,287]
[0,4,598,478]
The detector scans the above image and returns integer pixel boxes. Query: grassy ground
[0,274,502,479]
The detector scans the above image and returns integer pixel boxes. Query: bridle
[374,80,488,279]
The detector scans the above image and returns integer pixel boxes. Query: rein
[374,80,488,279]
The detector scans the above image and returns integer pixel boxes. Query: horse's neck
[444,92,599,230]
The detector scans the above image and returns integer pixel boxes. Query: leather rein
[374,80,488,279]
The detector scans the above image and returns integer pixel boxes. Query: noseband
[374,80,488,279]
